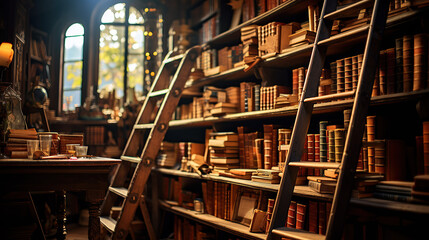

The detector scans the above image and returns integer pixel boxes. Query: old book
[254,138,264,169]
[318,201,326,234]
[288,30,316,46]
[287,201,297,228]
[208,139,239,148]
[336,58,345,93]
[385,48,396,94]
[237,126,246,168]
[379,50,387,95]
[423,121,429,174]
[10,150,28,158]
[344,56,353,92]
[298,67,306,101]
[296,203,306,230]
[319,121,328,163]
[308,201,318,233]
[413,33,427,91]
[395,37,404,92]
[403,35,413,92]
[254,84,260,111]
[308,180,336,194]
[330,61,337,94]
[352,55,359,91]
[307,134,315,176]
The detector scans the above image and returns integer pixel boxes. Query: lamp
[0,42,14,158]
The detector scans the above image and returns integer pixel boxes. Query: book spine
[413,33,427,91]
[296,203,306,230]
[403,35,413,92]
[343,109,352,133]
[395,37,404,93]
[334,129,345,163]
[362,126,369,172]
[328,130,335,162]
[367,116,376,172]
[315,134,320,176]
[255,138,264,169]
[375,142,385,175]
[318,201,326,234]
[330,61,337,94]
[264,140,272,169]
[379,50,387,95]
[254,84,260,111]
[319,121,328,163]
[344,56,353,92]
[266,198,275,233]
[287,201,297,228]
[385,48,396,94]
[293,68,299,96]
[307,134,315,176]
[298,67,305,101]
[423,121,429,174]
[309,201,318,233]
[237,126,246,168]
[352,55,359,91]
[372,67,380,97]
[336,59,345,93]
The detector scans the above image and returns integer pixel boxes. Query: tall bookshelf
[151,0,429,239]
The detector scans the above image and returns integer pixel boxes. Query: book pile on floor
[5,128,38,158]
[208,132,239,174]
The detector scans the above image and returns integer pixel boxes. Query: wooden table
[0,158,121,240]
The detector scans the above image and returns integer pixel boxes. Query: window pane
[63,89,81,111]
[98,25,125,98]
[129,7,144,24]
[101,3,126,23]
[64,36,84,61]
[127,25,144,100]
[65,23,84,37]
[63,61,83,90]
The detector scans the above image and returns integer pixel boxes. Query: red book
[309,201,318,233]
[385,48,396,94]
[292,68,299,96]
[314,134,320,176]
[413,33,427,91]
[379,50,387,95]
[385,139,407,180]
[296,203,306,230]
[307,134,315,176]
[318,201,326,234]
[287,201,297,228]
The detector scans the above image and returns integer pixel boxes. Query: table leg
[86,190,105,240]
[56,190,67,240]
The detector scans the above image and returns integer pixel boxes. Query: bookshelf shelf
[159,200,267,240]
[166,88,429,129]
[207,0,313,48]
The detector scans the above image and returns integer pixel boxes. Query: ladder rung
[100,216,117,233]
[289,161,341,169]
[109,186,129,198]
[272,227,326,240]
[148,89,169,98]
[134,123,154,130]
[121,156,142,163]
[324,0,373,20]
[304,91,355,103]
[164,53,184,64]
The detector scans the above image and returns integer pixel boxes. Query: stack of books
[251,169,281,184]
[307,176,337,194]
[208,132,239,174]
[352,171,384,199]
[210,102,238,116]
[156,141,179,168]
[374,180,413,202]
[218,168,256,180]
[412,175,429,202]
[5,128,38,158]
[241,25,259,67]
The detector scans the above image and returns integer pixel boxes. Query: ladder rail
[266,0,338,238]
[110,46,201,240]
[326,1,390,239]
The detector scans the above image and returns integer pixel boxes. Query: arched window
[98,3,144,107]
[62,23,84,112]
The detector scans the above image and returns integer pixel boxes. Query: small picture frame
[232,188,260,226]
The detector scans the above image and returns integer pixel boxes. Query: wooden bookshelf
[159,200,267,240]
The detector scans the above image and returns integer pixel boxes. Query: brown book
[10,150,27,158]
[352,55,359,91]
[384,48,396,94]
[254,138,264,169]
[298,67,306,101]
[308,201,318,233]
[296,203,306,230]
[7,133,38,139]
[403,35,413,92]
[395,37,404,92]
[307,134,315,176]
[413,33,427,91]
[423,121,429,174]
[379,50,387,95]
[385,140,407,180]
[344,56,353,92]
[318,201,326,234]
[9,128,37,135]
[237,126,247,168]
[336,58,345,93]
[287,201,297,228]
[292,68,299,96]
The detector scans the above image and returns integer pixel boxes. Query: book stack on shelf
[251,169,281,184]
[241,25,259,68]
[5,128,38,158]
[412,174,429,202]
[157,141,180,168]
[208,132,240,174]
[217,44,244,70]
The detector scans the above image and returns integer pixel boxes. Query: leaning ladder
[267,0,390,239]
[99,46,201,240]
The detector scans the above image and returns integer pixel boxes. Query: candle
[0,42,14,67]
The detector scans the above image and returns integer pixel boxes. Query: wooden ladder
[100,45,201,240]
[267,0,390,239]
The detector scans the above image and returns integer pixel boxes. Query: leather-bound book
[319,121,328,163]
[287,201,297,228]
[330,61,337,94]
[352,55,359,91]
[413,33,427,91]
[315,134,321,176]
[336,59,345,93]
[395,37,404,92]
[402,35,413,92]
[318,201,326,234]
[308,201,318,233]
[334,129,345,163]
[385,139,407,180]
[296,203,306,230]
[307,134,315,176]
[385,48,396,94]
[379,50,387,95]
[292,68,299,96]
[423,121,429,174]
[344,56,353,92]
